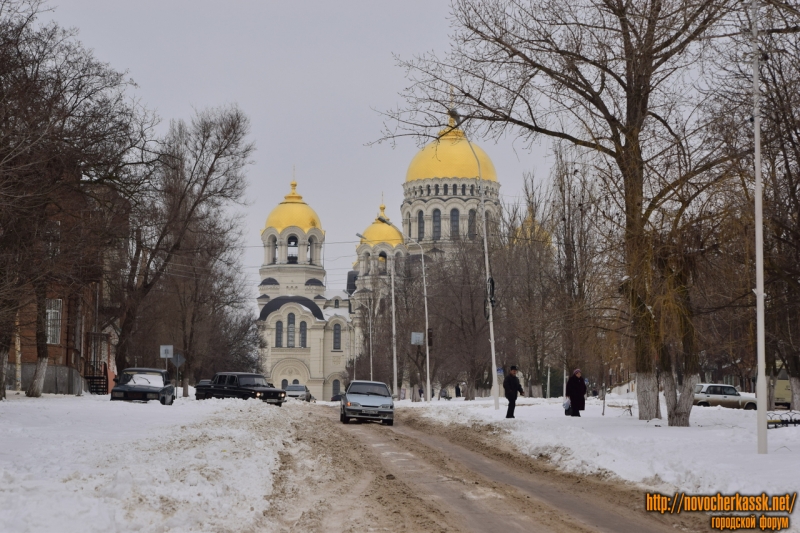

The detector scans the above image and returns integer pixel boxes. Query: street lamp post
[355,233,376,381]
[447,109,500,411]
[378,216,431,402]
[751,0,767,454]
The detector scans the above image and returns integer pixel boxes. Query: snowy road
[1,393,790,532]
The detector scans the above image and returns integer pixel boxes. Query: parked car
[693,383,757,410]
[285,384,312,402]
[195,373,286,406]
[111,368,175,405]
[340,380,394,425]
[330,393,344,402]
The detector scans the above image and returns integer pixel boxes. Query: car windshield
[286,385,305,391]
[122,372,163,387]
[239,376,269,387]
[694,385,704,393]
[348,383,391,397]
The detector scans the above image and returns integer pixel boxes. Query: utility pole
[546,366,551,399]
[390,255,398,399]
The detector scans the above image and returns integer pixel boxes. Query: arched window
[378,252,387,274]
[432,209,441,240]
[470,185,475,196]
[333,379,341,395]
[275,321,283,347]
[333,323,342,350]
[334,299,340,308]
[434,184,439,195]
[268,236,277,264]
[417,211,424,240]
[468,209,477,240]
[287,235,298,264]
[300,321,307,348]
[292,379,299,385]
[281,379,288,389]
[426,185,431,196]
[450,209,460,240]
[406,214,411,237]
[443,184,449,195]
[287,313,296,347]
[462,184,466,196]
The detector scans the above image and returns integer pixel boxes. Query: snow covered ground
[400,394,800,496]
[0,391,297,533]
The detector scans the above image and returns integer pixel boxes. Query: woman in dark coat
[566,369,587,417]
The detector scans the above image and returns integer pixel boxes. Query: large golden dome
[405,121,497,182]
[264,181,322,233]
[360,204,404,246]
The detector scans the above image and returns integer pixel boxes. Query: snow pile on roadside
[0,393,296,533]
[404,396,800,495]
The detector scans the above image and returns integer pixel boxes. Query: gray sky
[46,1,550,295]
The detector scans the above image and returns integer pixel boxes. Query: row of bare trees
[365,0,800,425]
[0,0,259,397]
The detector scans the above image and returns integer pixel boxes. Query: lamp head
[356,233,366,240]
[378,216,391,225]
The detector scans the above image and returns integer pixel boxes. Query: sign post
[411,332,424,345]
[160,345,173,371]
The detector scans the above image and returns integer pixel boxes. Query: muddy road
[264,404,708,533]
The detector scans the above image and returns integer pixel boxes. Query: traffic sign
[160,345,173,359]
[411,332,424,345]
[172,353,186,368]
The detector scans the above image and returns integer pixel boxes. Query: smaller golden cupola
[264,181,323,234]
[359,203,404,246]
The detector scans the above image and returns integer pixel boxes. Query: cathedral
[257,119,501,400]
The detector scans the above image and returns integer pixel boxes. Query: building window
[334,299,340,308]
[46,299,62,345]
[426,185,431,196]
[269,236,277,264]
[333,324,342,350]
[333,379,341,396]
[292,379,299,385]
[434,184,439,195]
[470,185,475,196]
[450,209,460,240]
[406,214,411,237]
[275,321,283,347]
[287,313,296,347]
[417,211,424,240]
[443,184,448,195]
[281,379,288,389]
[287,235,298,264]
[462,184,466,195]
[468,209,477,240]
[307,237,316,265]
[300,321,307,348]
[432,209,441,240]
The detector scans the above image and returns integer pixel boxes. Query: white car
[340,380,394,425]
[285,384,312,401]
[693,383,757,410]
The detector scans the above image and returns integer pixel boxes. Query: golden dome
[360,204,404,246]
[264,181,322,233]
[406,119,498,182]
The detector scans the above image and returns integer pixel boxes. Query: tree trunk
[789,376,800,412]
[529,383,542,398]
[114,307,137,375]
[26,282,49,397]
[636,372,658,420]
[0,344,8,400]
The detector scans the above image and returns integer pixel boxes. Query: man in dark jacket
[502,366,524,418]
[566,369,587,417]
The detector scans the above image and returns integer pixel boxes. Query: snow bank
[402,395,800,496]
[0,392,296,532]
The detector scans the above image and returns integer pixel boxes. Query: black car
[195,372,286,405]
[111,368,175,405]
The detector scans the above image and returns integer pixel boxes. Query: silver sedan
[340,380,394,426]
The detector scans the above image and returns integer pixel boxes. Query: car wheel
[744,403,756,410]
[168,394,175,405]
[340,411,349,424]
[382,420,394,426]
[698,402,710,407]
[160,396,166,405]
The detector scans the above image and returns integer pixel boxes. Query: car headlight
[112,392,124,398]
[381,404,392,409]
[255,392,262,398]
[146,393,158,399]
[280,392,285,397]
[346,401,361,407]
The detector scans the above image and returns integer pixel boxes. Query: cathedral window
[300,321,307,348]
[470,185,475,196]
[462,184,466,196]
[287,235,299,264]
[378,252,387,274]
[287,313,296,347]
[333,380,341,396]
[268,236,277,264]
[333,324,342,350]
[432,209,441,240]
[334,299,339,308]
[307,237,316,265]
[450,209,460,240]
[281,379,288,389]
[275,321,283,347]
[468,209,477,240]
[434,184,439,195]
[406,214,411,237]
[426,185,431,196]
[417,211,424,239]
[443,184,448,195]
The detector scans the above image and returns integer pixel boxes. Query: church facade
[257,118,500,399]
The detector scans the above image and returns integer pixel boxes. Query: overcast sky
[45,1,550,296]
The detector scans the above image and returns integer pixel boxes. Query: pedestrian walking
[502,366,524,418]
[566,369,587,417]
